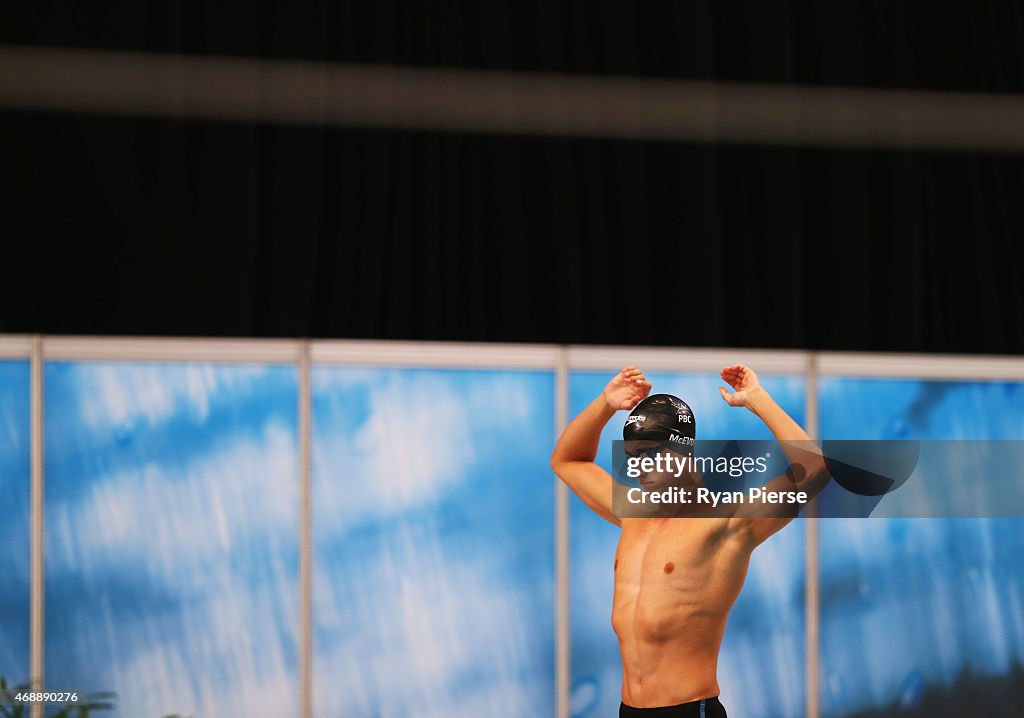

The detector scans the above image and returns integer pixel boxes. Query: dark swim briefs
[620,696,727,718]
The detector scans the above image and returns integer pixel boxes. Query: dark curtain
[2,1,1023,353]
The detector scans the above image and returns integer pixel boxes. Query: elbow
[795,458,830,499]
[550,452,575,483]
[550,452,566,476]
[792,455,828,485]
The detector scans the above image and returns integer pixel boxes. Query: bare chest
[612,518,750,628]
[615,518,730,579]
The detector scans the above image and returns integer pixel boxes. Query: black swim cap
[623,394,696,453]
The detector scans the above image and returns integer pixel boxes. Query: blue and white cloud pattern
[43,362,300,717]
[22,360,1024,718]
[0,361,31,684]
[311,367,556,718]
[819,378,1024,717]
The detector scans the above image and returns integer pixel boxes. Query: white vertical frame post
[804,353,820,718]
[555,348,570,718]
[299,341,313,718]
[30,336,44,718]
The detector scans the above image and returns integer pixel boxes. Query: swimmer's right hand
[603,366,652,410]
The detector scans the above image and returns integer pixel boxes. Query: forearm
[745,387,809,441]
[551,394,617,465]
[745,387,826,477]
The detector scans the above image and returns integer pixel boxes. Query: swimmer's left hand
[719,364,764,408]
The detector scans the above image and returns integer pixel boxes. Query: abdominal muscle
[612,517,753,708]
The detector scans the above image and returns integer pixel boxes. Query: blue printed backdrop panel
[568,370,807,718]
[819,378,1024,718]
[311,367,556,718]
[44,362,300,717]
[0,360,30,686]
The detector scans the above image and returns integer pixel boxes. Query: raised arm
[551,366,651,527]
[719,364,829,544]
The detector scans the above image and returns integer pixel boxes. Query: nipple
[664,562,675,574]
